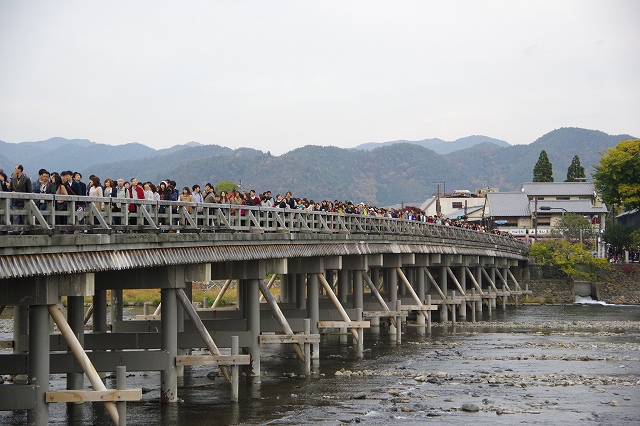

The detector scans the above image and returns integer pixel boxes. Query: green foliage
[529,240,609,280]
[565,155,585,182]
[593,139,640,211]
[631,228,640,249]
[215,180,237,195]
[602,219,637,251]
[533,150,554,182]
[552,213,594,241]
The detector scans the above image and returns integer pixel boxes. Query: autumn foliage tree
[593,139,640,211]
[529,240,609,282]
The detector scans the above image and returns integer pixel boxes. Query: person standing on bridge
[10,164,32,225]
[128,178,145,225]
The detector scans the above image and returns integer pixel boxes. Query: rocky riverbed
[1,305,639,425]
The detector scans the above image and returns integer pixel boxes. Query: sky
[1,1,639,155]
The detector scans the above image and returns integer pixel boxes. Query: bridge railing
[0,192,525,250]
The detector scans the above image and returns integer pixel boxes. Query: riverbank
[523,263,640,305]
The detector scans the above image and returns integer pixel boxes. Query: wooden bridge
[0,192,531,425]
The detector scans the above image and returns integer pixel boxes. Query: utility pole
[533,196,538,242]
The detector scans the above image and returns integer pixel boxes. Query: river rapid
[1,304,639,425]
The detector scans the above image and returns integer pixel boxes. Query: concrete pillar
[110,289,123,333]
[27,304,50,426]
[67,296,85,391]
[439,266,448,322]
[352,270,364,310]
[296,273,306,309]
[338,269,349,304]
[457,267,466,320]
[475,267,483,314]
[245,278,261,383]
[93,289,107,333]
[160,288,178,403]
[287,273,297,305]
[306,273,320,360]
[306,274,319,335]
[417,267,426,303]
[280,274,289,303]
[13,305,29,383]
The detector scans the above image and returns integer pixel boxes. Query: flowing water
[1,304,639,425]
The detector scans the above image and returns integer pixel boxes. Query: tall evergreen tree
[565,155,585,182]
[533,150,554,182]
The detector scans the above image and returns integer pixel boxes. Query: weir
[0,192,530,425]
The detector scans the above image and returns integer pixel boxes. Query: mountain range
[1,128,635,206]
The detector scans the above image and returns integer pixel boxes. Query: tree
[533,150,554,182]
[602,219,636,251]
[215,180,237,195]
[553,213,593,241]
[529,240,609,281]
[593,139,640,211]
[565,155,585,182]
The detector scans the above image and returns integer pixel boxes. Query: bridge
[0,192,531,425]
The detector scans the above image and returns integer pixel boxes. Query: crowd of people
[0,164,515,238]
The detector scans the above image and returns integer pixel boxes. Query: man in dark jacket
[10,164,32,225]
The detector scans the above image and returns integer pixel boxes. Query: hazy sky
[1,1,638,155]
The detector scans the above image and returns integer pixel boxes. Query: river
[1,303,639,425]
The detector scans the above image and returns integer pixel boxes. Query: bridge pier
[28,304,50,426]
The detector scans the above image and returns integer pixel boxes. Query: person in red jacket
[128,178,145,225]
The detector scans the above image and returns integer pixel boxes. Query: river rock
[461,403,480,412]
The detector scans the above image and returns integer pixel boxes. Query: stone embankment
[523,263,640,305]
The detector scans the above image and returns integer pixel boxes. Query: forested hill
[0,128,635,206]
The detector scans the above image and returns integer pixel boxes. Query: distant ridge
[0,128,636,206]
[355,135,511,154]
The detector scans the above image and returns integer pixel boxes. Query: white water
[574,295,609,305]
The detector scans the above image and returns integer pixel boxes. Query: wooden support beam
[46,389,142,403]
[212,279,233,309]
[361,271,397,328]
[481,268,500,292]
[317,320,370,329]
[423,268,446,299]
[317,273,360,341]
[446,267,466,296]
[48,304,120,426]
[363,311,409,317]
[396,267,430,319]
[258,278,306,362]
[175,288,232,382]
[465,267,484,295]
[259,334,320,344]
[175,354,250,366]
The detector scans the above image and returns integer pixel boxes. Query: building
[420,189,487,220]
[483,182,608,242]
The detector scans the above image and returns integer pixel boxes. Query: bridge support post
[475,267,483,315]
[161,287,178,403]
[457,267,467,321]
[306,273,320,359]
[338,269,349,304]
[13,305,29,383]
[67,295,85,392]
[439,267,448,322]
[245,278,261,384]
[110,289,123,333]
[27,304,50,426]
[296,273,306,309]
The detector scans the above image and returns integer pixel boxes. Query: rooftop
[521,181,596,197]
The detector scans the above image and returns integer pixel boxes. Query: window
[452,202,463,209]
